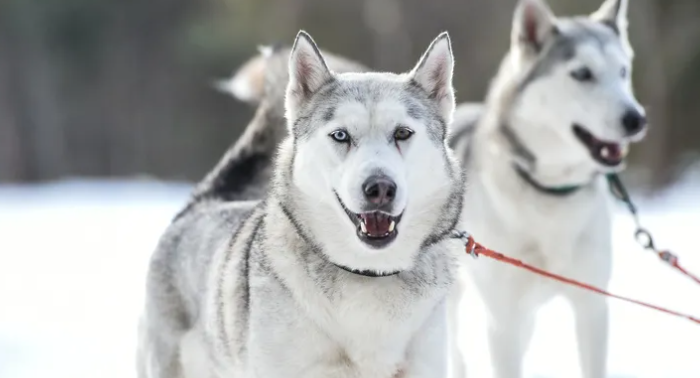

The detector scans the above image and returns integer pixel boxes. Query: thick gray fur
[446,1,645,378]
[138,31,465,378]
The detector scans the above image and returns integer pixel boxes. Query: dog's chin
[572,124,629,169]
[335,194,404,250]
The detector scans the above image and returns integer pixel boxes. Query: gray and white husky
[138,30,466,378]
[448,0,647,377]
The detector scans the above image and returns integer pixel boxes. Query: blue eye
[329,129,350,143]
[571,67,594,82]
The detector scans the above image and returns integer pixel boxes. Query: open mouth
[335,193,403,249]
[572,124,627,167]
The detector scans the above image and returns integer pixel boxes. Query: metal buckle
[634,228,655,251]
[451,230,478,259]
[658,250,678,265]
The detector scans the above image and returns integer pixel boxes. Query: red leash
[451,231,700,325]
[658,249,700,286]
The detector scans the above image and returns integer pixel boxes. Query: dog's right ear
[511,0,557,54]
[285,31,333,122]
[409,32,455,124]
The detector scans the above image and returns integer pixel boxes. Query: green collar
[514,164,585,197]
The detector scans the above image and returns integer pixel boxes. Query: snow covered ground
[0,178,698,378]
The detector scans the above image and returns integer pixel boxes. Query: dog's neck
[276,200,402,277]
[500,121,598,193]
[512,162,588,196]
[469,101,599,196]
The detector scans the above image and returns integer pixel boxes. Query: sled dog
[448,0,647,377]
[138,30,465,378]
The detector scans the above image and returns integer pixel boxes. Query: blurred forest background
[0,0,699,190]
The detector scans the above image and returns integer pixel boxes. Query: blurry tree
[0,0,698,191]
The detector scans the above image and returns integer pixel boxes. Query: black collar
[514,164,586,197]
[334,264,401,278]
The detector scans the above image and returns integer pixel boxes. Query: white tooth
[600,146,610,158]
[360,220,367,233]
[622,144,629,157]
[388,220,395,232]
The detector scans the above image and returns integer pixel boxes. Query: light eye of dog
[393,127,414,141]
[329,129,351,143]
[570,67,595,82]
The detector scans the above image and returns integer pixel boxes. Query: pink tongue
[601,143,622,160]
[609,145,621,159]
[362,213,391,237]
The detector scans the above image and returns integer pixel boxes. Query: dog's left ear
[409,32,455,124]
[590,0,629,35]
[285,31,334,123]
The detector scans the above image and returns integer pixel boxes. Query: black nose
[362,176,397,207]
[621,109,647,136]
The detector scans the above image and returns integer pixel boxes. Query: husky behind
[138,31,465,378]
[448,0,647,377]
[186,46,366,206]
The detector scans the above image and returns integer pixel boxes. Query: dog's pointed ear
[285,31,333,121]
[409,32,455,123]
[590,0,628,35]
[511,0,557,53]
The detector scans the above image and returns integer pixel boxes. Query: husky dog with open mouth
[137,30,465,378]
[447,0,646,377]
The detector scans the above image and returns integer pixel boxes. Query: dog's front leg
[402,302,450,378]
[446,280,467,378]
[567,289,610,378]
[480,276,538,378]
[486,309,535,378]
[136,322,185,378]
[566,226,612,378]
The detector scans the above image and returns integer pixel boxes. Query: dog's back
[181,46,367,210]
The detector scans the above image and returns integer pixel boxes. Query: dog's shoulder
[145,200,262,320]
[155,200,260,266]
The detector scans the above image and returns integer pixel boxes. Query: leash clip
[634,228,655,251]
[635,227,680,266]
[451,230,479,259]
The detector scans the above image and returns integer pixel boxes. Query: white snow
[0,177,699,378]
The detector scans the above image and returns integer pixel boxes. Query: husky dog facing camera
[138,30,465,378]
